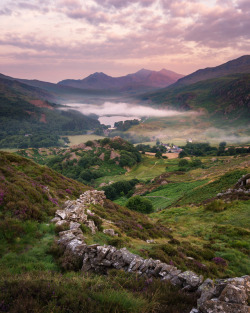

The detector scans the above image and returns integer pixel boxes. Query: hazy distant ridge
[58,68,184,91]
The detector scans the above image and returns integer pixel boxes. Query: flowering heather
[0,190,4,205]
[212,257,227,267]
[137,224,143,229]
[65,189,72,194]
[14,208,28,218]
[42,174,53,182]
[50,198,59,206]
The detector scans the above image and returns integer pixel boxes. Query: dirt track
[144,152,179,159]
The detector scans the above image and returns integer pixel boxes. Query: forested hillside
[0,78,100,148]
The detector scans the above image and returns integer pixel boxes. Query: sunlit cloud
[0,0,249,81]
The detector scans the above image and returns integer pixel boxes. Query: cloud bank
[0,0,249,81]
[66,101,187,118]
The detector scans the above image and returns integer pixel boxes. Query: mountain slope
[0,77,101,148]
[142,73,250,122]
[174,55,250,87]
[58,68,184,91]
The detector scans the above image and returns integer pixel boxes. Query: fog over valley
[64,101,187,126]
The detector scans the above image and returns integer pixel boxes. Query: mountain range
[58,68,184,91]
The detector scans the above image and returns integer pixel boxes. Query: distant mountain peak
[89,72,109,77]
[58,68,184,90]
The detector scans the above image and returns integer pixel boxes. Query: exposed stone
[146,239,156,244]
[70,221,81,230]
[51,217,61,223]
[56,220,69,227]
[199,299,250,313]
[179,271,204,289]
[219,284,248,304]
[56,210,67,220]
[103,229,118,237]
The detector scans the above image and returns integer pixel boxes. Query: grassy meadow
[67,134,105,146]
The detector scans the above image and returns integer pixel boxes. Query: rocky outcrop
[217,173,250,200]
[191,276,250,313]
[52,190,106,234]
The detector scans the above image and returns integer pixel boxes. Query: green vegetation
[17,137,141,185]
[101,179,139,200]
[142,74,250,123]
[0,78,100,148]
[126,196,154,214]
[67,134,105,146]
[0,271,197,313]
[0,136,249,312]
[114,119,140,131]
[153,200,250,277]
[179,142,250,158]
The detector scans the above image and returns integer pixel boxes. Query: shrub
[155,151,162,158]
[178,159,189,167]
[55,222,69,234]
[126,196,154,214]
[212,257,228,267]
[80,223,91,234]
[107,237,128,248]
[205,200,228,212]
[190,159,202,168]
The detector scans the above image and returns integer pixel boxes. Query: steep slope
[0,73,119,103]
[174,55,250,87]
[142,73,250,122]
[0,77,100,148]
[58,68,184,91]
[0,150,198,313]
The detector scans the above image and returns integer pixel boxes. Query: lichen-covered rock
[199,299,250,313]
[103,229,118,237]
[219,284,248,304]
[178,271,204,290]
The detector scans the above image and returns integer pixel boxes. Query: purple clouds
[0,0,249,82]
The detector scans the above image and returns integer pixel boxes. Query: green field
[153,200,250,277]
[67,134,105,146]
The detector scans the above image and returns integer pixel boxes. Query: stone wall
[52,190,250,313]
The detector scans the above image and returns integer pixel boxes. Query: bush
[107,237,128,248]
[205,200,228,212]
[126,196,154,214]
[178,159,189,167]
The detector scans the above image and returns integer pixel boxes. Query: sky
[0,0,249,82]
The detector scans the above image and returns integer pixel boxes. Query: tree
[155,151,162,158]
[126,196,153,214]
[178,159,189,167]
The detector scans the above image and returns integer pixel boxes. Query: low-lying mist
[64,101,186,118]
